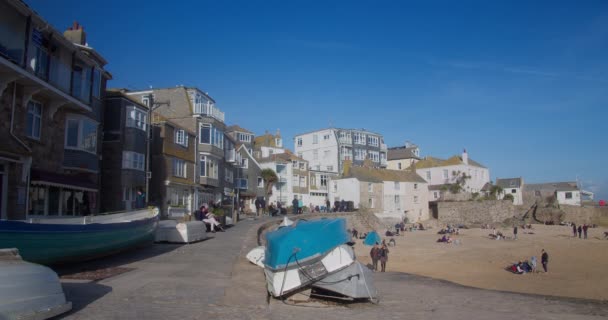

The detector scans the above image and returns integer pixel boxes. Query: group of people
[571,223,590,239]
[507,249,549,274]
[437,225,459,235]
[369,243,390,272]
[193,204,225,233]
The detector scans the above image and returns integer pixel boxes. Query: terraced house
[125,86,241,213]
[0,0,110,220]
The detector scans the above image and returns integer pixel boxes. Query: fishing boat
[0,208,159,265]
[311,261,378,301]
[155,220,207,244]
[0,248,72,319]
[264,218,354,297]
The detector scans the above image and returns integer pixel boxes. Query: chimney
[462,148,468,165]
[64,21,87,45]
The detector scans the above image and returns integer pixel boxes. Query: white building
[294,128,388,175]
[524,182,581,206]
[258,151,311,207]
[333,165,429,222]
[496,177,524,205]
[387,143,421,170]
[414,149,490,193]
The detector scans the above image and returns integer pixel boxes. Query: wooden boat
[0,248,72,319]
[155,220,208,243]
[0,208,159,265]
[312,261,378,301]
[263,218,355,297]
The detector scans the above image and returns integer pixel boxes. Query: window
[122,151,145,171]
[297,138,302,147]
[394,195,400,204]
[414,196,419,203]
[354,149,367,161]
[65,116,97,153]
[323,134,330,140]
[71,63,91,102]
[199,124,223,148]
[175,129,188,147]
[367,136,379,147]
[142,96,150,107]
[200,124,211,144]
[241,158,248,168]
[199,155,218,179]
[324,150,330,159]
[394,182,400,190]
[169,187,189,207]
[123,187,136,201]
[511,189,516,194]
[292,160,298,167]
[300,162,306,170]
[353,132,366,145]
[313,150,318,160]
[313,134,318,144]
[126,106,147,131]
[327,165,333,171]
[26,101,42,139]
[368,198,374,208]
[300,176,307,187]
[398,163,402,170]
[414,183,418,190]
[92,68,102,99]
[225,168,233,183]
[369,151,380,162]
[443,169,448,180]
[320,175,328,187]
[565,192,572,199]
[434,192,438,199]
[257,177,264,188]
[238,132,251,142]
[368,183,373,192]
[172,158,187,178]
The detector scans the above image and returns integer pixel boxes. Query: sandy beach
[354,224,608,301]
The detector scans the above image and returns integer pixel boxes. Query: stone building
[415,149,490,194]
[387,143,421,170]
[101,90,149,212]
[0,2,110,220]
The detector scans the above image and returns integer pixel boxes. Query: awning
[30,169,98,192]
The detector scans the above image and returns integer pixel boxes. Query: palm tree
[261,168,278,201]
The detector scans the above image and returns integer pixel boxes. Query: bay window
[126,106,147,131]
[26,101,42,139]
[122,151,145,171]
[199,155,218,179]
[172,158,187,178]
[65,115,97,153]
[175,129,188,147]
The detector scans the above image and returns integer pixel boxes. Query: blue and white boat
[263,218,355,297]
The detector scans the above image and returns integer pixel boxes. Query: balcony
[235,178,248,190]
[380,143,388,152]
[380,159,388,167]
[339,137,352,144]
[194,102,225,123]
[278,176,288,184]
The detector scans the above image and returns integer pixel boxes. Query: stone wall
[561,206,608,226]
[437,200,519,226]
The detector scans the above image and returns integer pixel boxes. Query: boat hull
[0,209,159,265]
[312,261,378,300]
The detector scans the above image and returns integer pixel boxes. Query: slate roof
[253,133,280,149]
[496,178,523,189]
[342,166,427,183]
[524,182,579,192]
[387,146,421,161]
[105,89,149,110]
[415,155,487,169]
[226,125,253,134]
[257,150,307,164]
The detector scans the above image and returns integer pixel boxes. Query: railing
[380,143,388,151]
[278,177,288,184]
[195,103,225,123]
[339,137,352,144]
[380,159,388,166]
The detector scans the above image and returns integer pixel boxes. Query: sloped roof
[524,182,579,192]
[105,89,149,109]
[415,155,487,169]
[387,146,420,161]
[343,166,427,183]
[481,182,492,192]
[254,133,279,149]
[226,125,253,134]
[496,178,523,188]
[257,150,307,164]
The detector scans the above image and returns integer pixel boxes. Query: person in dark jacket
[325,199,331,213]
[583,224,588,239]
[541,249,549,272]
[370,244,380,272]
[379,244,389,272]
[578,225,582,238]
[572,223,577,237]
[194,205,205,221]
[513,225,518,240]
[292,197,298,215]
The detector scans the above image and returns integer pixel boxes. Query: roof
[257,150,307,165]
[343,166,427,183]
[105,89,149,109]
[481,182,492,192]
[254,133,279,148]
[496,178,523,189]
[415,155,487,169]
[387,146,420,161]
[226,125,253,134]
[151,113,197,136]
[524,182,579,192]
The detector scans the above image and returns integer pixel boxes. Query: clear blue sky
[29,0,608,200]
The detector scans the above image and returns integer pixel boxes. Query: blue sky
[29,0,608,200]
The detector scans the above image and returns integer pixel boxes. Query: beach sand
[353,224,608,301]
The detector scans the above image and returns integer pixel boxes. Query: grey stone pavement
[54,216,608,320]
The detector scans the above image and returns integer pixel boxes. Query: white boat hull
[265,244,355,297]
[246,246,266,268]
[0,249,71,320]
[155,220,207,243]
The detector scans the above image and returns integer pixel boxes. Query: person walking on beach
[577,225,582,239]
[583,224,588,239]
[541,249,549,272]
[379,244,389,272]
[513,225,518,240]
[572,223,577,237]
[370,244,380,272]
[292,197,298,215]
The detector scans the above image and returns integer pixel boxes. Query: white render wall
[383,181,429,222]
[333,178,361,209]
[259,161,294,206]
[500,187,524,205]
[557,190,581,206]
[260,146,285,158]
[419,164,490,192]
[294,129,340,174]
